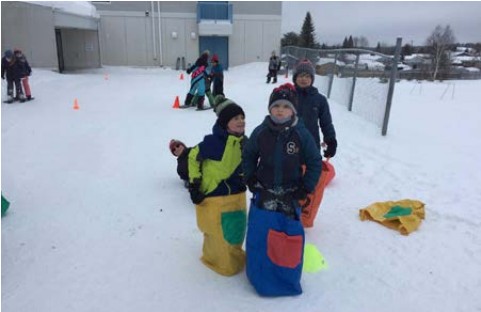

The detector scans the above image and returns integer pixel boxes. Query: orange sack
[300,160,335,228]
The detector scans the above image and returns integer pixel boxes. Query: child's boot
[196,96,205,110]
[180,93,194,108]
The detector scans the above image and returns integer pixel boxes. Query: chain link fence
[281,38,403,135]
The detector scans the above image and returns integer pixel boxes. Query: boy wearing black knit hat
[293,59,337,228]
[187,95,247,276]
[242,83,321,296]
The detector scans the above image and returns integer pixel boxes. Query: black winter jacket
[243,116,321,193]
[177,147,191,181]
[1,57,15,80]
[295,85,336,150]
[15,55,31,78]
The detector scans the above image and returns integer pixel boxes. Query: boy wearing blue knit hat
[243,83,321,296]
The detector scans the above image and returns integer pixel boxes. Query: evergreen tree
[299,12,319,48]
[376,42,381,52]
[348,36,354,48]
[402,43,413,56]
[281,32,300,47]
[342,37,348,48]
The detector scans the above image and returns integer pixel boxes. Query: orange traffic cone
[172,96,180,109]
[180,73,184,80]
[73,98,79,110]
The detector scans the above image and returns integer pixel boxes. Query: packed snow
[2,63,481,312]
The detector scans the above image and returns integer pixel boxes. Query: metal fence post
[348,53,360,112]
[381,37,402,136]
[327,52,338,98]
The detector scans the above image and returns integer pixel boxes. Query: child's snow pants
[246,197,305,296]
[195,192,247,276]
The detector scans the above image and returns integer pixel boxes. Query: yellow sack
[195,192,247,276]
[359,199,425,235]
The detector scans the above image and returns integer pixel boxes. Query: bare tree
[359,36,369,48]
[353,36,369,48]
[426,25,456,80]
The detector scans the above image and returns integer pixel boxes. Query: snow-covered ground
[2,63,481,312]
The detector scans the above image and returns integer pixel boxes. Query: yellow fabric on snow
[195,192,246,276]
[359,199,425,235]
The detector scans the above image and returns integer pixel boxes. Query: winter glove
[186,67,192,75]
[246,175,261,193]
[189,179,205,205]
[323,138,337,158]
[292,186,308,201]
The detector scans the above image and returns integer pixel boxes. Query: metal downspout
[151,1,157,61]
[157,1,163,66]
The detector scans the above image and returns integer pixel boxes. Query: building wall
[1,1,57,68]
[61,29,101,70]
[93,1,281,68]
[1,1,101,71]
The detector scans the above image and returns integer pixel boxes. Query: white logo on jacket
[286,142,298,155]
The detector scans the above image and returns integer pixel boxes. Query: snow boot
[196,96,206,110]
[179,93,194,108]
[18,93,26,103]
[4,94,15,103]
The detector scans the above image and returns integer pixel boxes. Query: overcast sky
[281,1,481,47]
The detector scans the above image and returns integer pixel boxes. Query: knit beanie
[293,59,315,84]
[169,139,186,156]
[4,50,13,58]
[268,83,298,115]
[211,54,219,63]
[214,95,245,129]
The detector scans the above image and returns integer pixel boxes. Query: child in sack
[187,96,247,276]
[243,83,321,296]
[293,59,337,228]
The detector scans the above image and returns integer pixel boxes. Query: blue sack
[246,197,305,296]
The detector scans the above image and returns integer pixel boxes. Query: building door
[55,29,65,73]
[199,36,229,69]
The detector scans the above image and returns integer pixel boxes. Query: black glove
[323,138,337,158]
[246,176,261,193]
[292,186,308,201]
[186,68,192,74]
[189,180,205,204]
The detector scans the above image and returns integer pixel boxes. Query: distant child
[1,49,24,103]
[183,50,209,110]
[209,54,224,97]
[187,96,247,276]
[14,49,33,100]
[266,50,280,84]
[293,59,337,228]
[243,83,321,296]
[169,139,191,188]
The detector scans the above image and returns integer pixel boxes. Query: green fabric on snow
[383,205,412,219]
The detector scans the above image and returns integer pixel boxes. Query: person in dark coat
[209,54,224,97]
[183,50,210,110]
[293,59,337,157]
[169,139,191,188]
[14,49,33,100]
[1,49,24,103]
[242,83,321,297]
[266,51,280,84]
[293,59,337,227]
